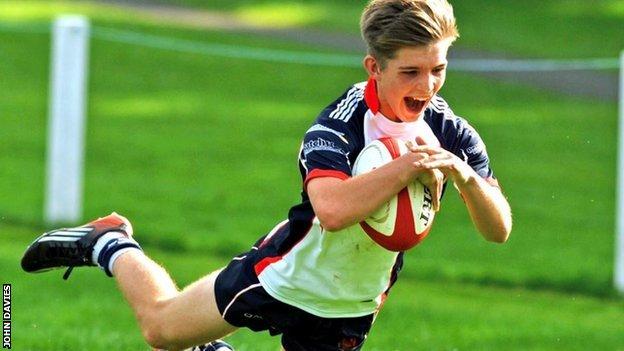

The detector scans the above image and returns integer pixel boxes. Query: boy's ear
[363,55,381,78]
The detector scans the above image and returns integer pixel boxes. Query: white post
[616,50,624,294]
[45,16,90,224]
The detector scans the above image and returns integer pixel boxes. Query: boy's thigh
[161,269,238,346]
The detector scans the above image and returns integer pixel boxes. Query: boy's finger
[431,182,440,211]
[408,145,438,154]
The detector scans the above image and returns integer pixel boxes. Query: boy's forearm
[456,175,512,243]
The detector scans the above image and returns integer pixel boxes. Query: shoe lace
[62,266,74,280]
[47,243,84,280]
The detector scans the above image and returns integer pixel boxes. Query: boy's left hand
[407,143,474,188]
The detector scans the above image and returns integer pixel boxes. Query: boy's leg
[111,251,237,351]
[21,213,237,351]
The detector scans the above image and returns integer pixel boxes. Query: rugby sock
[91,231,142,277]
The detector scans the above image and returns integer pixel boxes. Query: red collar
[364,77,380,114]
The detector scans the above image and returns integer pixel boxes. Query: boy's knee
[142,326,168,350]
[142,324,185,351]
[141,319,167,349]
[139,303,184,350]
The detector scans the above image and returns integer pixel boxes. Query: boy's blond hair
[360,0,459,67]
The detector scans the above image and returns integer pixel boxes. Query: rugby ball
[352,138,435,251]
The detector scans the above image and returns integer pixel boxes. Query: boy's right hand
[416,165,443,212]
[406,140,443,212]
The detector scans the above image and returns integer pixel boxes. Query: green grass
[169,0,624,58]
[4,223,623,350]
[452,0,624,58]
[3,0,622,58]
[1,1,623,350]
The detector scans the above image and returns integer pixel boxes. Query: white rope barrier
[0,22,619,71]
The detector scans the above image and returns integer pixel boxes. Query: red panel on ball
[359,138,431,251]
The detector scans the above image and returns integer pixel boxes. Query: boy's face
[367,39,452,122]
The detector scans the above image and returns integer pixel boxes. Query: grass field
[1,1,623,350]
[173,0,624,58]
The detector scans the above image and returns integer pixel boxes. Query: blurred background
[1,0,623,350]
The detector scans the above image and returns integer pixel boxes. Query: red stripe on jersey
[364,77,380,114]
[258,220,289,249]
[254,256,282,275]
[304,169,350,190]
[254,220,314,275]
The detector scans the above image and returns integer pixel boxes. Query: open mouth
[404,97,427,114]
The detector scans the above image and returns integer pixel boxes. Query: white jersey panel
[364,110,441,147]
[258,218,398,318]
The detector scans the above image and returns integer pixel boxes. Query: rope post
[44,16,90,224]
[615,49,624,294]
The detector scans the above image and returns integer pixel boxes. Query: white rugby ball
[352,137,435,251]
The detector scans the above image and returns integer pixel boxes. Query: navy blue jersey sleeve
[455,122,496,181]
[299,123,353,188]
[426,96,498,186]
[297,83,367,189]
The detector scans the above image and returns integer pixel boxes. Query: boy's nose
[414,74,435,96]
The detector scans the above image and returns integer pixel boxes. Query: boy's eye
[402,71,418,76]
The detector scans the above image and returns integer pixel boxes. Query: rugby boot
[21,212,136,279]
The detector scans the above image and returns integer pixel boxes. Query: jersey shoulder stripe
[429,95,452,114]
[328,85,365,122]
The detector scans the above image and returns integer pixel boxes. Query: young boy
[21,0,512,350]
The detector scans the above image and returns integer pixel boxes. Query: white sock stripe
[221,283,262,319]
[107,247,141,274]
[91,231,128,265]
[232,256,247,261]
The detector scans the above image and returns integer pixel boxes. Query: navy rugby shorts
[214,238,374,351]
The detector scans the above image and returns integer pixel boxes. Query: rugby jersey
[253,78,497,318]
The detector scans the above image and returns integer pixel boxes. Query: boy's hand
[407,142,474,188]
[406,140,443,211]
[416,167,443,211]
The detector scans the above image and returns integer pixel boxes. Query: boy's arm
[455,172,512,243]
[411,144,512,243]
[307,152,443,232]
